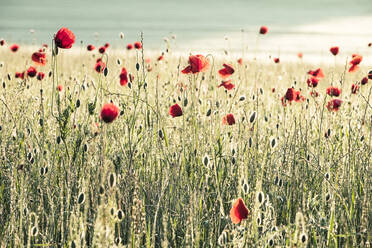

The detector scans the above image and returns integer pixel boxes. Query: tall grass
[0,43,371,247]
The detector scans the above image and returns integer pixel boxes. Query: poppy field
[0,27,371,247]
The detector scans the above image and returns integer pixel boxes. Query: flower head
[182,55,209,74]
[100,103,119,123]
[169,104,183,118]
[55,27,75,49]
[230,198,249,224]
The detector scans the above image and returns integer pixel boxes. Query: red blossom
[326,99,342,112]
[57,85,63,92]
[87,45,95,51]
[10,44,19,52]
[330,46,339,56]
[54,27,75,49]
[94,60,106,73]
[222,114,236,125]
[98,46,106,54]
[297,52,303,59]
[119,67,128,86]
[32,52,47,66]
[182,55,210,74]
[169,104,183,118]
[126,43,133,50]
[100,103,119,123]
[0,39,5,46]
[351,84,359,94]
[15,72,25,79]
[230,198,249,224]
[237,58,243,65]
[259,26,268,35]
[37,72,45,81]
[218,64,235,79]
[218,80,235,90]
[326,86,341,97]
[307,77,319,88]
[273,57,280,63]
[27,66,37,78]
[308,68,325,79]
[134,41,142,49]
[361,77,368,85]
[104,43,110,48]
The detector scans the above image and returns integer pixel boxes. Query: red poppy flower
[94,60,106,73]
[182,55,210,74]
[273,57,280,63]
[326,86,341,97]
[307,77,319,88]
[284,88,296,101]
[104,42,110,48]
[361,77,368,85]
[297,52,303,59]
[27,66,37,78]
[32,52,47,66]
[222,114,236,125]
[330,46,339,56]
[369,43,372,47]
[230,198,249,224]
[308,68,325,79]
[351,84,359,94]
[37,72,45,81]
[259,26,268,35]
[87,44,95,51]
[119,67,128,86]
[57,85,63,92]
[134,41,142,49]
[237,58,243,65]
[54,27,75,49]
[218,80,235,90]
[98,46,106,54]
[368,71,372,80]
[218,64,235,79]
[157,55,164,61]
[348,55,363,73]
[15,72,25,79]
[100,103,119,123]
[272,88,275,93]
[294,90,305,102]
[310,91,319,97]
[326,99,342,112]
[10,44,19,52]
[126,43,133,50]
[169,104,183,118]
[0,39,5,46]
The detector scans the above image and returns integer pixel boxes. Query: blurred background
[1,0,371,62]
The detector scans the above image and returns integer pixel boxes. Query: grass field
[0,34,371,247]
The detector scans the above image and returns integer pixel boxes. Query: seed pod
[143,82,147,90]
[56,136,61,144]
[256,191,264,205]
[270,138,276,148]
[249,111,256,123]
[99,185,105,195]
[206,109,211,117]
[300,233,308,244]
[203,155,209,166]
[158,129,164,139]
[136,63,140,71]
[39,118,44,126]
[77,192,85,204]
[248,137,253,148]
[117,209,124,220]
[117,59,121,65]
[108,173,116,188]
[183,98,188,107]
[2,82,5,88]
[239,95,246,101]
[31,226,38,236]
[103,67,108,76]
[76,99,80,108]
[83,144,88,152]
